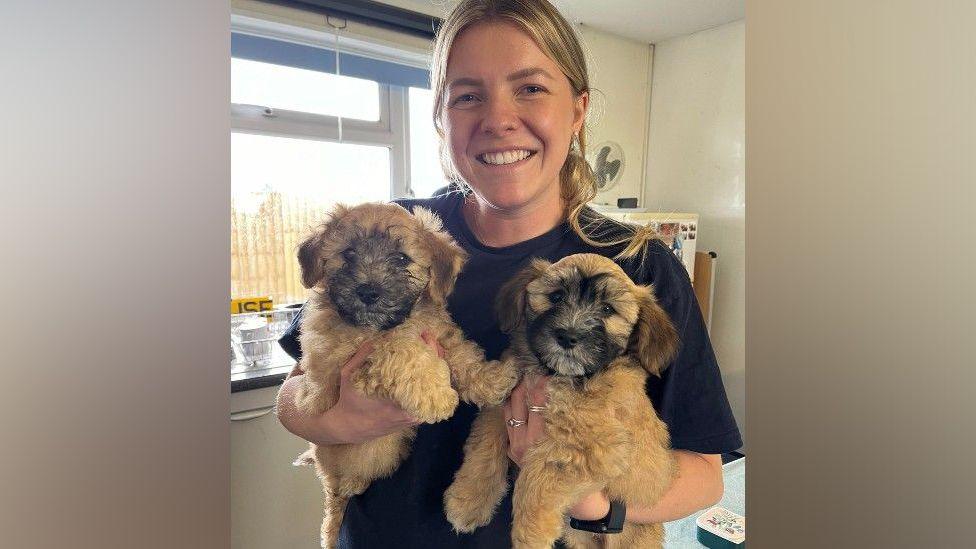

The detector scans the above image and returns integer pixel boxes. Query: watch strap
[569,499,626,534]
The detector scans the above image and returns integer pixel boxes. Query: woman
[276,0,741,546]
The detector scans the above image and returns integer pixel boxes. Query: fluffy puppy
[443,253,679,549]
[293,202,517,549]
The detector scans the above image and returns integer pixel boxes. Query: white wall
[577,25,653,207]
[644,20,745,447]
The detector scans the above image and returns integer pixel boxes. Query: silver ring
[507,418,527,428]
[528,405,547,413]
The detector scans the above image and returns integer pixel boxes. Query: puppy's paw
[464,359,520,407]
[405,385,459,423]
[444,482,497,532]
[490,360,521,403]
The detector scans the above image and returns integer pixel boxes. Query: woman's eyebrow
[447,76,483,89]
[507,67,555,81]
[447,67,556,89]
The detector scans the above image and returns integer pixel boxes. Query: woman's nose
[479,97,520,136]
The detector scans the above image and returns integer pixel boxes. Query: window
[408,86,446,199]
[231,134,391,303]
[231,19,448,306]
[232,58,380,120]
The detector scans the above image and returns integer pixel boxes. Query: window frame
[230,13,431,199]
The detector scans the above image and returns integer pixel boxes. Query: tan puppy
[443,253,679,549]
[293,202,517,549]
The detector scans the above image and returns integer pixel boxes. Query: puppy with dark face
[292,202,518,549]
[444,253,679,549]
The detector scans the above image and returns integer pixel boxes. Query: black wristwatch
[569,499,626,534]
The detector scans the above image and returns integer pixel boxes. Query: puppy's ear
[297,204,351,288]
[496,259,550,333]
[629,286,679,377]
[297,231,324,288]
[414,207,467,306]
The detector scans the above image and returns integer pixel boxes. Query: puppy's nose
[355,283,381,305]
[554,329,581,349]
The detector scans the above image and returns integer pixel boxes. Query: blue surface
[231,32,430,89]
[664,457,745,547]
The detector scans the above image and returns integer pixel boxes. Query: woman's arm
[567,451,724,522]
[275,342,420,445]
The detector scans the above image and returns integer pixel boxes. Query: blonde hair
[430,0,657,260]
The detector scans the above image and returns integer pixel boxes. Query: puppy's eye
[341,248,357,263]
[548,290,565,304]
[393,253,412,266]
[601,304,616,316]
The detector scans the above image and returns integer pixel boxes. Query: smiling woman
[275,1,741,548]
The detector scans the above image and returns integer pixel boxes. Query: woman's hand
[277,332,445,445]
[326,341,421,444]
[502,373,549,466]
[501,374,611,520]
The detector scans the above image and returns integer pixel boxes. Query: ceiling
[384,0,744,44]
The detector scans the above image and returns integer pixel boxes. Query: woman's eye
[341,248,357,262]
[453,93,478,105]
[522,85,546,95]
[601,304,616,316]
[548,290,565,303]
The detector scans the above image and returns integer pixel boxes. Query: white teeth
[480,150,531,165]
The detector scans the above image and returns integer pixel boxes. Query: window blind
[231,32,430,89]
[265,0,439,39]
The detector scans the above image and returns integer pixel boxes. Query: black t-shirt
[278,193,742,548]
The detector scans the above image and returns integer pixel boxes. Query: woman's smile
[477,149,537,166]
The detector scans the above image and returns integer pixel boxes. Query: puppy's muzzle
[554,328,582,350]
[355,283,381,305]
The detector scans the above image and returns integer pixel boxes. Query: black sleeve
[278,303,305,361]
[628,242,742,455]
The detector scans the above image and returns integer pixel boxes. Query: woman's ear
[496,259,550,334]
[628,286,679,377]
[573,90,589,134]
[414,207,467,306]
[296,203,350,289]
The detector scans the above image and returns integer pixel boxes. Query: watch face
[607,499,626,531]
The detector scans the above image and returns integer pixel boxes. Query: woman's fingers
[420,330,446,358]
[524,374,549,442]
[505,377,532,464]
[340,341,374,380]
[503,375,551,465]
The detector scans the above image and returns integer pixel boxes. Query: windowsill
[231,343,296,393]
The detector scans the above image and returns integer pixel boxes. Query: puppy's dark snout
[554,328,581,349]
[355,283,381,305]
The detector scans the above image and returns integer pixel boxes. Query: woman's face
[441,21,587,213]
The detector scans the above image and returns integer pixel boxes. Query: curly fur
[444,253,679,549]
[293,202,518,548]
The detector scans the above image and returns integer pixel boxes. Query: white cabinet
[231,386,324,548]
